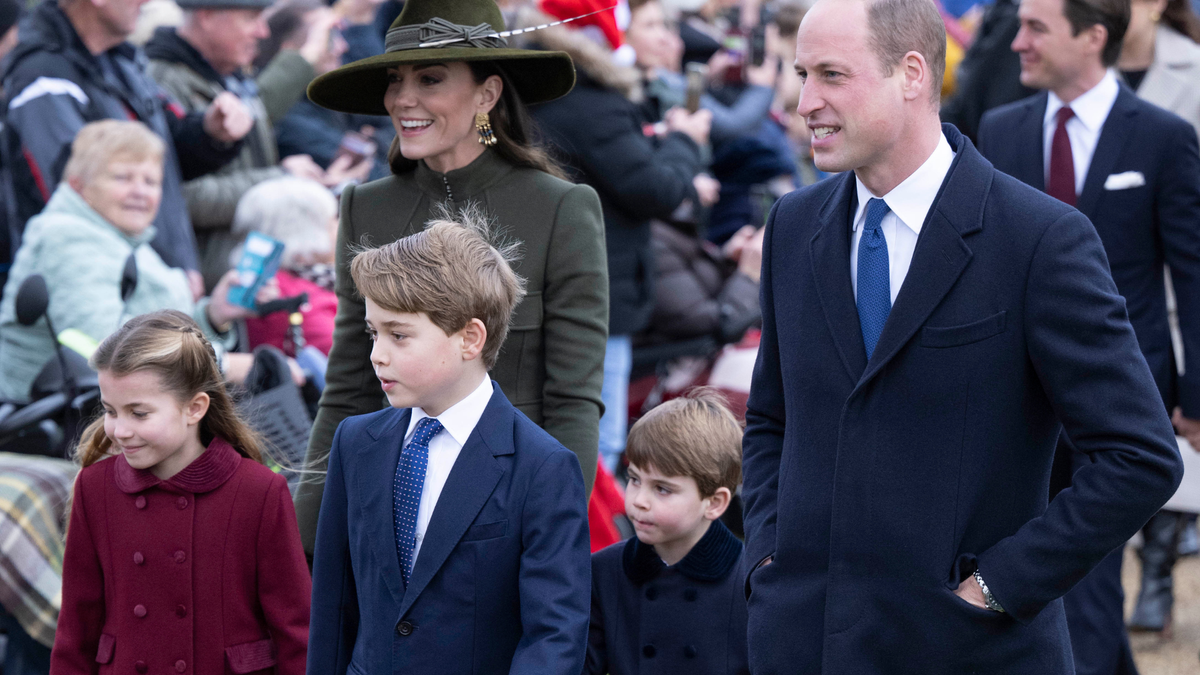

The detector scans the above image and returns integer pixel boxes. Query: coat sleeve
[307,423,358,675]
[510,451,591,675]
[583,557,608,675]
[253,50,314,126]
[295,185,384,554]
[49,474,105,675]
[5,58,90,207]
[181,165,285,230]
[1157,121,1200,417]
[975,210,1183,622]
[256,473,312,675]
[163,107,243,181]
[741,199,785,577]
[540,184,607,495]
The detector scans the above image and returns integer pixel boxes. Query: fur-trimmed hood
[508,7,642,102]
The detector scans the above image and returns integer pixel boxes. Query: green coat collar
[412,149,513,202]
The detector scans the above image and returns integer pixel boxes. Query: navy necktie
[858,198,892,359]
[394,416,443,585]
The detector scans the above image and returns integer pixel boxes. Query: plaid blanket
[0,453,77,648]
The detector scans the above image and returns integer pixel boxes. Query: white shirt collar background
[1042,69,1121,195]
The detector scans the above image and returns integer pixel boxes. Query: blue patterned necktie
[394,416,443,585]
[858,198,892,359]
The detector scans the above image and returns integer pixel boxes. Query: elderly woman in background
[291,0,609,554]
[235,176,339,358]
[1117,0,1200,635]
[0,120,264,402]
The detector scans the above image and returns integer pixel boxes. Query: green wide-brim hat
[307,0,576,116]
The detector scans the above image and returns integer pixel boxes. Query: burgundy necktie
[1048,106,1076,206]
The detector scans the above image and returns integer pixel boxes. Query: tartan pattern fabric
[0,452,78,648]
[394,417,443,584]
[857,198,892,359]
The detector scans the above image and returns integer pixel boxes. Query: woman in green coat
[293,0,608,553]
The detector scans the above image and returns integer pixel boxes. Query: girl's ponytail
[76,310,264,467]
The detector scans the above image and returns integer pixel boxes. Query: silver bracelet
[973,569,1005,612]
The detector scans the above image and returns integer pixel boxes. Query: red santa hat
[539,0,627,50]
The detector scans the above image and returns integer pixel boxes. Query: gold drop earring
[475,112,497,147]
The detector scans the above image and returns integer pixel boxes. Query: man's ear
[185,392,211,427]
[900,50,931,102]
[459,318,488,362]
[704,487,733,521]
[1085,22,1108,59]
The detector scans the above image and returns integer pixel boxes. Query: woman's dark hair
[1163,0,1200,43]
[388,62,567,180]
[254,0,324,72]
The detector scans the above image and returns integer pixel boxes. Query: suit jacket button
[177,497,188,510]
[642,644,656,658]
[134,661,148,673]
[135,496,146,509]
[396,620,414,636]
[176,604,187,617]
[684,645,698,658]
[133,552,144,565]
[175,660,187,672]
[683,588,698,602]
[174,550,187,563]
[133,604,147,618]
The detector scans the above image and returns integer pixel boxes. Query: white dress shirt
[403,375,494,565]
[1043,70,1120,195]
[851,133,956,304]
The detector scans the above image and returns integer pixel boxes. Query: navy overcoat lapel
[398,382,511,617]
[1076,86,1138,219]
[857,126,988,389]
[810,171,869,383]
[357,407,412,607]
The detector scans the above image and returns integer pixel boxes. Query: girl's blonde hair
[75,310,263,468]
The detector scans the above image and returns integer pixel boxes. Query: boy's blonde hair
[625,387,743,497]
[350,205,526,369]
[64,120,165,186]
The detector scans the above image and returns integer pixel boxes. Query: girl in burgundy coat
[51,310,311,675]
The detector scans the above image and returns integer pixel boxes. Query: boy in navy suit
[307,212,591,675]
[587,389,748,675]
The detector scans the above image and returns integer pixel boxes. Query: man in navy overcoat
[741,0,1183,672]
[978,0,1200,667]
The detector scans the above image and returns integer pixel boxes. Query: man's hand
[321,153,373,188]
[1173,407,1200,449]
[203,92,253,144]
[281,154,327,182]
[954,576,988,609]
[693,173,721,208]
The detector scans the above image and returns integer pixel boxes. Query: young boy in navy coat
[307,213,591,675]
[587,389,749,675]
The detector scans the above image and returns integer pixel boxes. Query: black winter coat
[638,221,760,348]
[586,520,749,675]
[532,71,704,335]
[2,1,239,271]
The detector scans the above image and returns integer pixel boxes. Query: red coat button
[133,604,147,618]
[175,660,187,672]
[176,604,187,617]
[176,497,188,509]
[135,661,148,674]
[133,552,144,565]
[174,550,186,564]
[135,496,146,509]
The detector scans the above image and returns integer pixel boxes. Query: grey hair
[866,0,947,104]
[231,177,338,269]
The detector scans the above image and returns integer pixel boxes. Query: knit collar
[413,149,512,203]
[113,437,242,494]
[622,518,742,585]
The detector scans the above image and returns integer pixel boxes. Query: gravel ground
[1125,545,1200,674]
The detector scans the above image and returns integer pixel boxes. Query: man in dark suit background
[978,0,1200,669]
[741,0,1183,671]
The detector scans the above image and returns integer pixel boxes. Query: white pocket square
[1104,171,1145,190]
